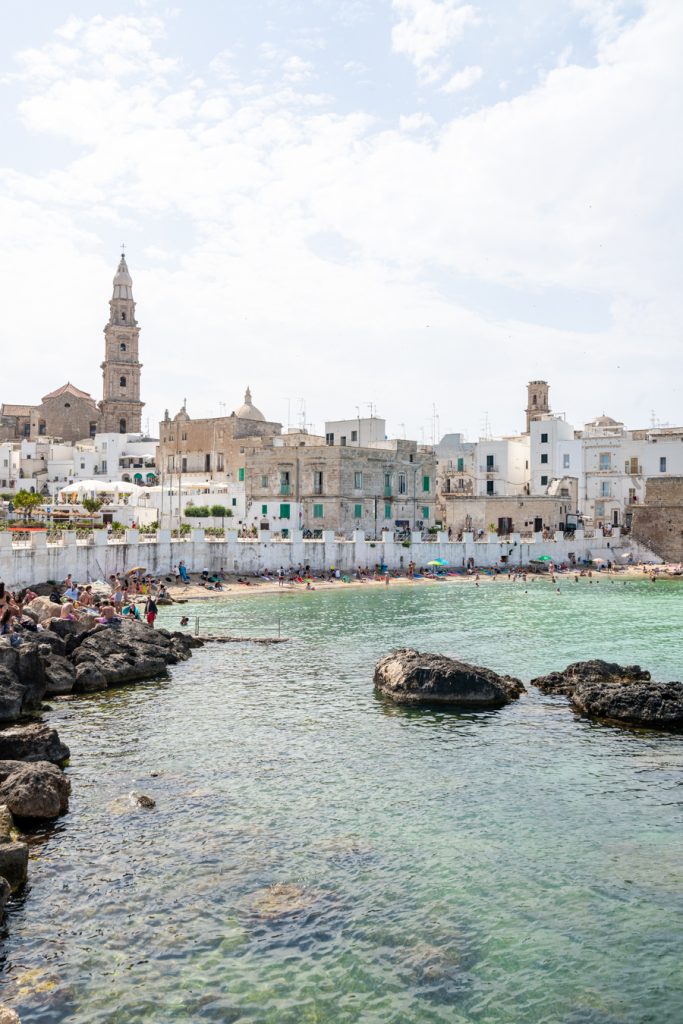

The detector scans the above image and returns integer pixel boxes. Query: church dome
[587,414,620,428]
[234,386,265,422]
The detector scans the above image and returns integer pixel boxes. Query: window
[205,454,211,472]
[384,503,391,519]
[280,470,290,494]
[456,457,464,472]
[354,503,362,518]
[261,504,268,516]
[325,432,334,445]
[599,452,611,470]
[181,431,187,441]
[541,432,548,443]
[119,418,126,434]
[660,457,667,472]
[314,470,324,494]
[354,471,363,489]
[313,503,323,518]
[120,342,126,351]
[540,475,548,486]
[238,467,245,481]
[422,506,429,519]
[121,312,126,322]
[563,453,570,469]
[216,453,224,472]
[422,475,430,492]
[486,480,494,495]
[628,488,636,504]
[167,456,174,472]
[232,498,237,507]
[532,395,537,406]
[595,502,605,517]
[398,473,407,494]
[351,430,358,442]
[340,436,347,446]
[260,474,269,488]
[601,481,610,497]
[384,472,391,496]
[279,503,291,519]
[486,455,494,470]
[120,376,126,388]
[181,457,187,472]
[101,460,107,472]
[541,453,548,464]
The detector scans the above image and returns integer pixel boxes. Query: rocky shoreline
[0,599,202,967]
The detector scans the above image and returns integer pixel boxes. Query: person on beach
[145,596,158,627]
[180,616,189,627]
[60,602,78,621]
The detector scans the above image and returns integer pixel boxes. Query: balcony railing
[479,465,499,473]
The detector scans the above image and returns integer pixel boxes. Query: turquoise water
[2,577,683,1023]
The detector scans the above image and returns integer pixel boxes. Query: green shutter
[354,504,362,518]
[238,467,245,481]
[422,475,430,492]
[279,503,290,519]
[384,503,391,519]
[457,457,464,471]
[313,504,323,518]
[422,506,429,519]
[261,504,267,516]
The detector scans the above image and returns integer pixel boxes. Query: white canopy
[58,480,142,501]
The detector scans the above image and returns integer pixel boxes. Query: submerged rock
[130,792,156,809]
[0,723,70,764]
[0,1005,21,1024]
[531,660,650,697]
[0,876,11,916]
[0,761,70,819]
[531,660,683,730]
[374,649,525,708]
[248,883,318,920]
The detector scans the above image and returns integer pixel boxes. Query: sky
[1,0,681,442]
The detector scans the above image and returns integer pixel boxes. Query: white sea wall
[0,528,652,588]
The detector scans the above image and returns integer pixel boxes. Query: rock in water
[0,1005,22,1024]
[0,724,70,764]
[531,660,683,731]
[571,679,683,730]
[0,876,11,916]
[0,761,70,819]
[531,660,650,696]
[0,841,29,889]
[374,649,524,707]
[130,792,156,809]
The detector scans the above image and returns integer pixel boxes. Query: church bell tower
[100,252,144,434]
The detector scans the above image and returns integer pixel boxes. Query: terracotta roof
[1,404,36,417]
[41,382,94,402]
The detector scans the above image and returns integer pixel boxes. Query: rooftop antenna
[366,402,375,419]
[298,398,306,432]
[399,422,406,439]
[481,411,491,439]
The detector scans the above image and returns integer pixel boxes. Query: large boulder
[0,723,70,764]
[0,639,48,721]
[42,655,76,696]
[25,595,61,624]
[0,669,25,724]
[374,649,525,708]
[0,761,70,820]
[73,621,175,686]
[571,679,683,730]
[531,660,650,697]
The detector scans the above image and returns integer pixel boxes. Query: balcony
[280,484,291,496]
[479,464,499,473]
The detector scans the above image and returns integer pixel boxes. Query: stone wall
[0,527,643,589]
[631,477,683,562]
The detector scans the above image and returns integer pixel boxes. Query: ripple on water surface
[2,579,683,1023]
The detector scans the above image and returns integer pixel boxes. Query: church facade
[0,254,144,443]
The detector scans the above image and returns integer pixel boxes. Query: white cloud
[440,63,482,92]
[0,2,681,437]
[391,0,479,83]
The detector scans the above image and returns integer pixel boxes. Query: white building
[324,416,386,447]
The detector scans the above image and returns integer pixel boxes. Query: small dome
[587,414,620,428]
[234,386,265,422]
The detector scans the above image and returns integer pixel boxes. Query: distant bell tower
[525,380,550,433]
[99,251,144,434]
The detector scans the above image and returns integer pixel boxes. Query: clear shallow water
[2,578,683,1023]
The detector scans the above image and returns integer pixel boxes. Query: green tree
[82,497,103,522]
[13,490,43,521]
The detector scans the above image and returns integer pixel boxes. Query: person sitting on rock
[97,603,118,624]
[60,602,78,621]
[122,602,141,620]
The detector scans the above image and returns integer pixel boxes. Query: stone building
[630,477,683,562]
[442,490,578,537]
[157,388,282,515]
[0,253,143,442]
[244,433,437,537]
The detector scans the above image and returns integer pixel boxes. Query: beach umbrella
[127,566,146,574]
[427,558,449,566]
[534,555,553,562]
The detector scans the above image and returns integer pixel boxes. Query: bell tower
[99,251,144,434]
[525,380,550,433]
